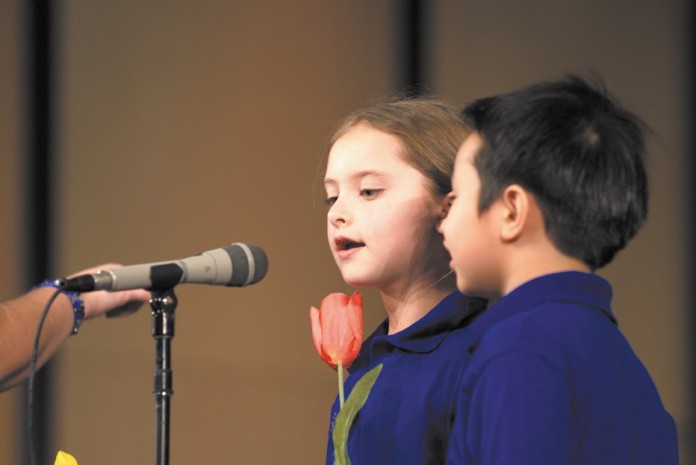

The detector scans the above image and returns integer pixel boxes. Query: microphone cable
[26,287,63,465]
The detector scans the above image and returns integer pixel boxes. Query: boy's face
[441,133,503,299]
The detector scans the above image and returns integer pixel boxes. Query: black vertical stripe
[20,1,56,464]
[689,0,696,457]
[398,0,428,97]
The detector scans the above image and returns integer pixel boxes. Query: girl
[321,99,487,465]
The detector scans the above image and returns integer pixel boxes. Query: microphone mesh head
[227,243,268,286]
[248,244,269,283]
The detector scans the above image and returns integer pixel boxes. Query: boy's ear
[498,184,533,242]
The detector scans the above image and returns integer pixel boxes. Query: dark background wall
[0,1,692,464]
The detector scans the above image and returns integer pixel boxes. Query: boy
[440,76,678,464]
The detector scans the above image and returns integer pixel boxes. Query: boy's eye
[324,196,338,207]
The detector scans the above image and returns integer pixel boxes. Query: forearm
[0,288,74,391]
[0,267,150,391]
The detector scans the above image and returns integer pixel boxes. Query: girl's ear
[498,184,532,242]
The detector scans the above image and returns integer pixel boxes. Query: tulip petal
[342,291,363,368]
[310,291,364,370]
[348,291,363,339]
[309,306,324,361]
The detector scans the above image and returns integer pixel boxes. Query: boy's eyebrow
[324,170,392,185]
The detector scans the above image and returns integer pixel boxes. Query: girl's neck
[379,275,456,335]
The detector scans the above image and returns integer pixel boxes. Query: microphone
[59,243,268,292]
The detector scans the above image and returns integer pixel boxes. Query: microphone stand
[150,288,177,465]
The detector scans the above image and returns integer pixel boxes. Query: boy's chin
[456,277,490,299]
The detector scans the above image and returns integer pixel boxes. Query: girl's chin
[341,278,371,288]
[339,273,374,289]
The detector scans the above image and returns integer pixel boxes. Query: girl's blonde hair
[329,98,469,197]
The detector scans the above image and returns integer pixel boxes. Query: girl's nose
[327,198,351,227]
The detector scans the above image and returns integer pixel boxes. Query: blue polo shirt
[324,291,487,465]
[446,271,678,465]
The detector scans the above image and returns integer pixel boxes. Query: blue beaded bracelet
[34,279,85,335]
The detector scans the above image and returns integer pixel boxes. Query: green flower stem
[338,361,345,408]
[333,363,383,465]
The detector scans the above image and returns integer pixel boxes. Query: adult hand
[68,264,151,319]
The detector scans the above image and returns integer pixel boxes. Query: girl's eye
[360,188,381,199]
[324,196,338,207]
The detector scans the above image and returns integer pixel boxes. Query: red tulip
[310,291,363,370]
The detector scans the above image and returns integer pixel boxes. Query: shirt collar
[367,291,487,354]
[468,271,616,344]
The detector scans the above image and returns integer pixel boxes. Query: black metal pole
[150,289,177,465]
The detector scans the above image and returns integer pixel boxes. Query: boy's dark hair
[461,75,649,270]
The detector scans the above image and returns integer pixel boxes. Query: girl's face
[324,123,450,294]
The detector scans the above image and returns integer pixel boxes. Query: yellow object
[54,451,79,465]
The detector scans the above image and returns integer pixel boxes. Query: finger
[105,300,147,318]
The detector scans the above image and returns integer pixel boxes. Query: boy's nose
[436,193,453,234]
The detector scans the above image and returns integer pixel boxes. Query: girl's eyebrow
[324,170,391,186]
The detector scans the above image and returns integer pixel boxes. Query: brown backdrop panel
[0,0,24,463]
[0,1,689,464]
